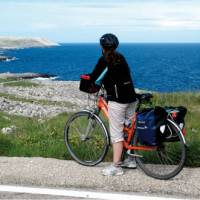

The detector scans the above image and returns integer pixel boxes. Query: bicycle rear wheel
[133,119,186,180]
[64,110,109,166]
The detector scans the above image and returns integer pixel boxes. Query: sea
[0,43,200,92]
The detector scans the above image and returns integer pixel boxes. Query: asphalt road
[0,157,199,199]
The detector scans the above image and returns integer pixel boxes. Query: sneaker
[102,164,124,176]
[121,157,137,169]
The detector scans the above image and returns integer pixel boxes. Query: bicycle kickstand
[126,150,143,158]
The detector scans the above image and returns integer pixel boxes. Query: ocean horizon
[0,43,200,92]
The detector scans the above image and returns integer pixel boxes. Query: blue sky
[0,0,200,43]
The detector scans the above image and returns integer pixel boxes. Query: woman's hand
[80,74,91,80]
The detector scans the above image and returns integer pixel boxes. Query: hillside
[0,36,59,49]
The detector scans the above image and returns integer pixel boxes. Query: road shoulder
[0,157,199,199]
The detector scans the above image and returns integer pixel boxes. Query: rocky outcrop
[0,56,9,61]
[0,36,59,49]
[0,72,56,79]
[0,81,89,118]
[0,97,75,118]
[0,55,16,62]
[0,80,144,118]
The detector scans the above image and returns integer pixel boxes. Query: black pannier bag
[136,106,168,146]
[162,106,187,142]
[166,106,187,127]
[79,75,101,94]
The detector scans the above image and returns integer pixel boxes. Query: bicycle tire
[133,119,186,180]
[64,110,110,166]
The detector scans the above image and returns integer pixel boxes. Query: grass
[0,91,199,167]
[152,92,200,167]
[0,78,40,87]
[0,78,19,83]
[3,80,39,87]
[0,112,70,159]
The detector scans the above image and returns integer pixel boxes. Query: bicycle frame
[97,95,157,151]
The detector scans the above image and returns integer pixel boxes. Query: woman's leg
[113,141,123,164]
[102,101,126,175]
[125,100,138,125]
[121,100,138,168]
[108,101,127,164]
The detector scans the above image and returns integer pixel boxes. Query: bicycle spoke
[158,150,174,165]
[163,150,181,163]
[64,111,109,166]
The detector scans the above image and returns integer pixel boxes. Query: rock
[0,55,14,62]
[0,72,56,80]
[2,116,11,121]
[0,81,90,118]
[1,127,12,134]
[1,125,16,135]
[0,96,75,118]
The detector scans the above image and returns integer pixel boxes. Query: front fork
[81,109,100,141]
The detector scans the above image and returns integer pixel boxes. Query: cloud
[2,0,200,31]
[30,22,58,30]
[60,1,200,31]
[158,19,200,30]
[0,0,200,42]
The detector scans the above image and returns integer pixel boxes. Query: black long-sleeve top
[90,52,137,103]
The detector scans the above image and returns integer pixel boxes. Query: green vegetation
[153,92,200,167]
[0,92,199,167]
[0,78,40,87]
[0,78,18,83]
[0,112,69,159]
[3,80,39,87]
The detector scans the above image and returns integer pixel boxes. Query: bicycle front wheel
[133,119,186,180]
[64,110,110,166]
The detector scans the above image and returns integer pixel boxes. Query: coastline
[1,44,200,92]
[0,74,199,119]
[0,36,59,50]
[0,72,56,79]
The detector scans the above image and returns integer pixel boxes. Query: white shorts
[108,101,138,143]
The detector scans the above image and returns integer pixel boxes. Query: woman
[89,33,138,176]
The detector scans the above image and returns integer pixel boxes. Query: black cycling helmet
[100,33,119,49]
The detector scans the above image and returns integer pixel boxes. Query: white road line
[0,185,187,200]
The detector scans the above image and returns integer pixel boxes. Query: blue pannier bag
[136,107,167,146]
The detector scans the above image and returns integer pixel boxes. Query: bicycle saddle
[136,93,153,102]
